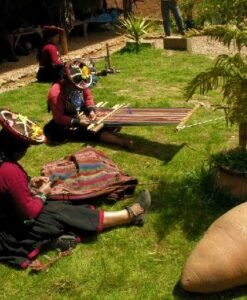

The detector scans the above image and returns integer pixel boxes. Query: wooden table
[11,26,43,49]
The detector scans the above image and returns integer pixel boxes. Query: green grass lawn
[0,47,245,300]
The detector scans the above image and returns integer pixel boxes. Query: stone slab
[163,37,192,51]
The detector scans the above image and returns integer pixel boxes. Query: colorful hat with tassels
[0,108,45,145]
[65,59,93,90]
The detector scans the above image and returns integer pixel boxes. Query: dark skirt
[29,201,103,238]
[36,64,65,83]
[44,119,106,144]
[0,201,103,269]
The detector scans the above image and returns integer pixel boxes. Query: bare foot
[122,139,134,150]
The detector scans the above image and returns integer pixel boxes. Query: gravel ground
[0,33,244,94]
[190,36,247,57]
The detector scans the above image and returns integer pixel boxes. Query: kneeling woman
[44,58,133,149]
[0,110,151,269]
[36,26,65,83]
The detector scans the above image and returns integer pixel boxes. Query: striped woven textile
[81,107,192,126]
[41,147,138,201]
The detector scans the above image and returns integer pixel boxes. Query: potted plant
[116,15,153,52]
[185,21,247,198]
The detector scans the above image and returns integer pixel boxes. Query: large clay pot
[180,202,247,293]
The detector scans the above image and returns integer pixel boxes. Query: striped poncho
[41,146,138,201]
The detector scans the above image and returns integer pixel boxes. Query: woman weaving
[44,58,133,149]
[0,109,151,269]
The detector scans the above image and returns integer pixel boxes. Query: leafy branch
[185,53,247,128]
[187,24,247,51]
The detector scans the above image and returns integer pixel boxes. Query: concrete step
[163,36,192,51]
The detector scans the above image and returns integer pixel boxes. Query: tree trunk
[123,0,132,18]
[239,122,247,152]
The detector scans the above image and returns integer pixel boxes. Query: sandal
[46,235,78,251]
[126,190,151,226]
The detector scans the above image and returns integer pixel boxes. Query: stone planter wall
[214,167,247,199]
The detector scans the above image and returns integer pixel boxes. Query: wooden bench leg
[83,22,88,37]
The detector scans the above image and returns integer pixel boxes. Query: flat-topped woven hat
[65,58,93,90]
[0,109,45,145]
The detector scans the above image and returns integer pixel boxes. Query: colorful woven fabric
[41,147,138,201]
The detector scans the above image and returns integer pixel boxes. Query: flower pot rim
[218,165,247,177]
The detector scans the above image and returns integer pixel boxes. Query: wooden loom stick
[87,103,127,132]
[175,104,201,131]
[99,101,108,107]
[76,102,107,124]
[96,101,104,107]
[106,43,112,69]
[96,101,109,107]
[76,102,108,129]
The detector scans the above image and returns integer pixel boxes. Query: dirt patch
[0,31,126,94]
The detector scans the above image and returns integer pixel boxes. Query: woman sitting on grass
[36,26,65,83]
[0,110,151,269]
[44,58,133,149]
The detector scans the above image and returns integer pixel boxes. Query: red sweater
[39,43,62,66]
[47,83,95,126]
[0,162,43,220]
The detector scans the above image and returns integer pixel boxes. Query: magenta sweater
[39,43,62,66]
[0,161,43,220]
[47,83,95,126]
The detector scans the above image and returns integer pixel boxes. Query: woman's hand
[89,110,97,121]
[79,117,90,127]
[30,176,52,196]
[30,176,50,189]
[38,181,52,196]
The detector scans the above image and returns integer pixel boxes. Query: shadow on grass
[88,133,185,163]
[173,282,247,300]
[122,133,185,163]
[151,167,243,242]
[152,169,247,299]
[47,132,185,163]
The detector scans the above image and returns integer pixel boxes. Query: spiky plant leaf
[115,15,153,51]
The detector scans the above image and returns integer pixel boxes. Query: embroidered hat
[65,59,93,90]
[0,109,45,145]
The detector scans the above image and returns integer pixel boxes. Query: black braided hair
[0,129,29,164]
[0,150,6,166]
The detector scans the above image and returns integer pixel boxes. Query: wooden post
[60,31,68,54]
[123,0,132,17]
[106,43,112,69]
[239,122,247,151]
